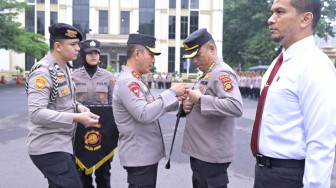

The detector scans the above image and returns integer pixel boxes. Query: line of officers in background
[237,71,264,100]
[142,72,174,89]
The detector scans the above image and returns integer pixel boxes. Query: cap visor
[146,46,161,55]
[84,47,100,53]
[182,49,198,59]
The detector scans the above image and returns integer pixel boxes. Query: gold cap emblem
[65,29,77,38]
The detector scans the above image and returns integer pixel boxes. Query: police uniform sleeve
[27,68,74,127]
[117,79,178,124]
[200,71,243,117]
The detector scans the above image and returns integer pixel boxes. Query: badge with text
[84,130,102,151]
[35,76,47,89]
[219,74,234,92]
[128,83,140,98]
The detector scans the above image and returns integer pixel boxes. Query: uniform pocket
[96,86,108,103]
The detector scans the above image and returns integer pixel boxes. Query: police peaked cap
[49,23,83,41]
[127,34,161,55]
[182,28,213,58]
[80,40,101,53]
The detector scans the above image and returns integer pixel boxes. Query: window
[168,47,175,73]
[181,16,188,39]
[180,47,197,73]
[190,11,198,34]
[50,0,58,4]
[25,6,35,32]
[169,0,176,8]
[99,10,108,34]
[36,0,45,3]
[26,0,34,3]
[168,16,175,39]
[50,12,58,25]
[73,0,90,40]
[181,0,188,9]
[120,11,130,34]
[37,11,45,35]
[139,0,155,36]
[190,0,199,9]
[25,54,35,71]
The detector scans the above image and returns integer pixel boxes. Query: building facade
[0,0,223,78]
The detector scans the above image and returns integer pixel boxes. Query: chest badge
[35,76,47,89]
[204,74,210,79]
[61,88,68,94]
[198,87,204,93]
[99,94,104,99]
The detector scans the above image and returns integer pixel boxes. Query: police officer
[26,23,100,187]
[182,28,243,188]
[112,33,188,188]
[72,39,114,187]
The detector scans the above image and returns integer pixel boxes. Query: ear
[54,42,62,52]
[210,44,216,55]
[300,12,313,29]
[134,49,140,61]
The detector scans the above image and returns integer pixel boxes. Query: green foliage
[106,65,116,73]
[223,0,336,71]
[150,65,156,73]
[0,0,49,60]
[14,65,23,73]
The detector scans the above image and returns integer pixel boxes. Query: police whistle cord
[165,103,183,169]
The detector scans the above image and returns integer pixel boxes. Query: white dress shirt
[259,36,336,188]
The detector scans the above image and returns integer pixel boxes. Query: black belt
[256,154,305,168]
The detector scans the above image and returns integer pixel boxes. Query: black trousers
[254,163,304,188]
[190,157,230,188]
[30,152,82,188]
[80,158,112,188]
[147,82,152,89]
[124,163,158,188]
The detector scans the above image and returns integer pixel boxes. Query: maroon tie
[250,53,283,157]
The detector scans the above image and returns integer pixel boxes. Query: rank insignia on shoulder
[128,83,140,98]
[100,94,104,99]
[35,76,47,89]
[204,74,210,79]
[132,71,141,80]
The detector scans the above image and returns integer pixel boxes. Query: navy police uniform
[26,23,83,187]
[181,28,243,188]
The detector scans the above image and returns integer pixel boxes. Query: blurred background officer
[182,28,243,188]
[250,0,336,187]
[26,23,99,188]
[112,34,188,188]
[72,39,114,187]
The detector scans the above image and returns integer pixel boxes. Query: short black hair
[126,44,145,60]
[290,0,321,30]
[49,38,65,50]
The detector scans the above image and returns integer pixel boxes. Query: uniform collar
[122,65,141,80]
[283,35,315,63]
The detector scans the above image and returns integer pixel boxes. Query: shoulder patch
[128,83,140,98]
[35,76,47,89]
[218,74,234,92]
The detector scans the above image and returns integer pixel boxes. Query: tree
[0,0,49,60]
[223,0,336,70]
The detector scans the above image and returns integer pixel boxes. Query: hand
[170,83,189,97]
[77,105,90,113]
[186,89,202,104]
[183,100,193,113]
[74,112,100,127]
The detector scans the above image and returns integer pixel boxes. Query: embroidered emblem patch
[128,83,140,98]
[61,88,68,94]
[35,76,47,89]
[57,76,64,81]
[204,74,210,79]
[84,130,102,151]
[219,74,234,92]
[199,87,204,93]
[100,94,104,99]
[148,97,154,103]
[276,76,280,82]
